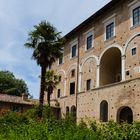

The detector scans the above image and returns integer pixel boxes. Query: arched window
[66,106,69,116]
[117,106,133,124]
[71,105,76,122]
[100,100,108,122]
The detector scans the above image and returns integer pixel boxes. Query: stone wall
[77,78,140,122]
[48,0,140,122]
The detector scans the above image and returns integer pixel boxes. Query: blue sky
[0,0,110,99]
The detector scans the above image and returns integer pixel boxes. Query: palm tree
[45,70,60,106]
[25,21,65,117]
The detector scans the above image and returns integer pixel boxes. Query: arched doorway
[66,106,69,116]
[100,47,122,86]
[117,107,133,123]
[100,100,108,122]
[71,105,76,122]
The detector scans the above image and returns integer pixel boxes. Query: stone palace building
[45,0,140,123]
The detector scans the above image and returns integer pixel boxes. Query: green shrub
[1,107,140,140]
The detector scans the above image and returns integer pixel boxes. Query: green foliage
[0,70,29,96]
[24,20,65,67]
[45,70,60,105]
[1,108,140,140]
[25,20,65,115]
[45,70,60,91]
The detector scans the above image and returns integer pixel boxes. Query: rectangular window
[70,82,75,95]
[48,64,51,70]
[57,89,61,98]
[71,69,75,77]
[86,79,91,90]
[132,47,136,55]
[59,56,63,65]
[86,35,93,50]
[11,106,22,112]
[106,22,114,40]
[71,45,77,58]
[133,6,140,26]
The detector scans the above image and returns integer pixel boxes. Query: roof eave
[64,0,119,39]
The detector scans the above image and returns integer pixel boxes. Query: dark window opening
[71,106,76,122]
[59,56,63,64]
[100,100,108,122]
[71,69,75,77]
[133,6,140,26]
[87,79,91,90]
[57,89,61,98]
[48,64,51,70]
[11,106,23,112]
[70,82,75,95]
[118,107,133,124]
[106,22,114,40]
[66,106,69,116]
[71,45,77,58]
[86,35,93,50]
[132,47,137,55]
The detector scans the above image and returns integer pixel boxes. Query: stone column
[96,65,100,88]
[121,55,126,81]
[64,77,67,96]
[78,72,82,92]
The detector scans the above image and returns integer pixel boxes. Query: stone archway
[117,106,133,123]
[99,47,122,86]
[66,106,69,116]
[71,105,76,122]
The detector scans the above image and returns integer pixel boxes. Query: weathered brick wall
[77,78,140,122]
[0,102,33,115]
[48,0,140,122]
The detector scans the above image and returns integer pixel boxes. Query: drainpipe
[76,35,80,122]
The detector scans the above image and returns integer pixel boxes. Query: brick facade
[46,0,140,123]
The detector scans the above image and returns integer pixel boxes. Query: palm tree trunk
[47,91,51,106]
[38,66,46,118]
